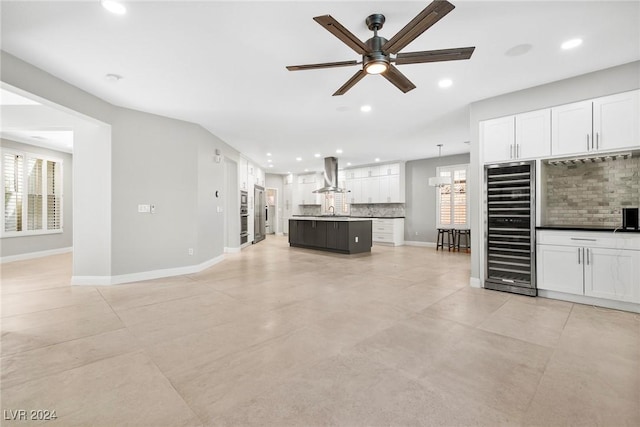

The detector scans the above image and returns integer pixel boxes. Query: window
[1,149,63,236]
[436,164,469,229]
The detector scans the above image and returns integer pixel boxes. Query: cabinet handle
[570,238,596,241]
[510,144,513,159]
[516,144,520,158]
[586,248,590,265]
[596,132,599,150]
[587,134,590,150]
[578,247,581,264]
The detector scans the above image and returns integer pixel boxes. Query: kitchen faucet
[328,206,335,216]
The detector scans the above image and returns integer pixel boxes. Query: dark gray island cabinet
[289,218,372,254]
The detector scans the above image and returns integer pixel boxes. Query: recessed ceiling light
[105,73,123,82]
[438,79,453,88]
[561,38,582,50]
[360,105,372,113]
[336,149,343,154]
[347,162,352,166]
[268,165,274,168]
[266,152,272,156]
[296,157,302,161]
[314,153,321,158]
[505,43,532,57]
[101,0,126,15]
[374,158,380,162]
[267,159,272,163]
[304,168,309,172]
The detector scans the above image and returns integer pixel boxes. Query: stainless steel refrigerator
[484,161,536,296]
[254,185,266,243]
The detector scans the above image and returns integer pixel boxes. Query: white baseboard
[538,289,640,314]
[403,241,436,248]
[1,246,72,264]
[276,232,284,236]
[71,254,225,286]
[224,246,241,254]
[469,277,482,288]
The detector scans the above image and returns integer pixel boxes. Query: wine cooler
[484,161,536,296]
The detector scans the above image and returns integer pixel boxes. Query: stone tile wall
[544,157,640,228]
[349,203,406,218]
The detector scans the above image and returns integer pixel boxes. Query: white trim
[538,289,640,314]
[404,240,436,248]
[71,254,225,286]
[469,277,482,288]
[1,246,72,263]
[276,232,284,236]
[224,246,241,254]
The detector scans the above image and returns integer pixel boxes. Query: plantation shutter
[3,153,24,232]
[453,169,467,225]
[47,160,62,230]
[27,157,44,230]
[437,165,469,229]
[1,149,63,235]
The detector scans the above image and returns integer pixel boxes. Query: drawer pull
[570,238,597,241]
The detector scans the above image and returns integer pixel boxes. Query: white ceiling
[0,87,79,153]
[1,1,639,173]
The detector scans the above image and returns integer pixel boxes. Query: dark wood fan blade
[286,60,359,71]
[314,15,369,55]
[382,65,416,93]
[395,47,475,65]
[333,69,367,96]
[382,0,455,54]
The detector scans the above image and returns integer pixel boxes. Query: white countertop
[290,216,373,222]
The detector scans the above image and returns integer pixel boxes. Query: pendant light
[428,144,452,187]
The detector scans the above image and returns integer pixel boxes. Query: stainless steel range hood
[313,156,346,193]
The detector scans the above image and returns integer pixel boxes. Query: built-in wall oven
[240,190,248,244]
[484,161,536,296]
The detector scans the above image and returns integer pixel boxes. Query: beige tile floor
[1,235,639,426]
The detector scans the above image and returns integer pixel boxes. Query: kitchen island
[289,217,372,254]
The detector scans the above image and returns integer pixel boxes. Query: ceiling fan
[286,0,475,96]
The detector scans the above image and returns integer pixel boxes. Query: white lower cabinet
[584,247,640,302]
[372,218,404,246]
[537,231,640,303]
[537,244,584,295]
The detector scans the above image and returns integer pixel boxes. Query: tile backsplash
[544,156,640,228]
[350,203,405,218]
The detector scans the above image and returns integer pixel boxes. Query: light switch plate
[138,204,150,213]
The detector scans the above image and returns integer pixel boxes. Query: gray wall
[1,50,241,280]
[405,153,470,243]
[0,138,73,257]
[469,60,640,285]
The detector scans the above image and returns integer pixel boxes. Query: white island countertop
[290,216,373,222]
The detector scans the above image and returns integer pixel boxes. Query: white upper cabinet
[344,162,405,204]
[482,108,551,164]
[593,90,640,152]
[552,100,597,156]
[515,108,551,159]
[481,116,515,163]
[239,157,249,190]
[552,90,640,156]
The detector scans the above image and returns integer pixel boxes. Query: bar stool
[455,229,471,252]
[436,228,455,251]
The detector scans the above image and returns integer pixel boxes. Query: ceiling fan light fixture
[364,60,388,75]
